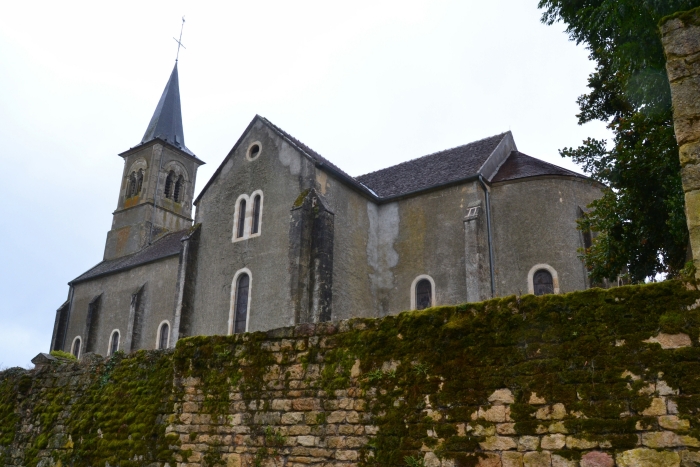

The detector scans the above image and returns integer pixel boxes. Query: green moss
[661,6,700,28]
[293,189,311,208]
[49,350,77,360]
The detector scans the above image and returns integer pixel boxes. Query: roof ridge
[357,132,508,179]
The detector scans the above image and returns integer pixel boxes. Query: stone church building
[50,64,603,358]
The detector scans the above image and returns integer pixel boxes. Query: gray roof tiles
[356,133,508,198]
[492,151,586,183]
[141,64,193,156]
[70,229,188,284]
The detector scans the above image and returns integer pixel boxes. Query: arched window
[71,337,81,358]
[533,270,554,296]
[251,194,262,234]
[157,321,170,350]
[411,275,435,310]
[173,176,184,203]
[136,169,144,195]
[164,171,175,199]
[416,279,432,310]
[237,199,247,238]
[108,330,120,356]
[233,273,250,334]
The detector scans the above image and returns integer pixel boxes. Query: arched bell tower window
[71,336,82,359]
[533,270,554,296]
[410,275,436,310]
[164,171,175,199]
[173,176,184,203]
[157,321,170,349]
[136,169,144,195]
[229,270,252,334]
[108,330,120,356]
[126,172,137,198]
[251,194,262,234]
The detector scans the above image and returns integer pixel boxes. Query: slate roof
[492,151,586,183]
[355,133,508,199]
[70,229,188,284]
[141,64,193,156]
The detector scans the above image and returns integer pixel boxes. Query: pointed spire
[141,63,192,155]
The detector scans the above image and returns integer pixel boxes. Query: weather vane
[174,16,186,62]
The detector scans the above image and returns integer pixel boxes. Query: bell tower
[104,64,205,260]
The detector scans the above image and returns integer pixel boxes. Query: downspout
[478,175,496,298]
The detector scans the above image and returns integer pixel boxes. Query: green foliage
[404,455,425,467]
[538,0,700,281]
[50,350,76,360]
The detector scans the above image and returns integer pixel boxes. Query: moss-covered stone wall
[3,281,700,467]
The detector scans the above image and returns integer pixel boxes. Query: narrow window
[72,337,81,358]
[251,195,261,234]
[126,172,137,198]
[158,323,169,349]
[416,279,432,310]
[164,171,174,199]
[533,269,554,296]
[173,176,184,203]
[237,199,247,238]
[234,274,250,333]
[109,331,119,356]
[136,169,144,194]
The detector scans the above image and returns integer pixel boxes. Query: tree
[538,0,700,282]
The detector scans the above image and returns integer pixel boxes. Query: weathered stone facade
[662,7,700,275]
[51,62,603,359]
[11,281,700,467]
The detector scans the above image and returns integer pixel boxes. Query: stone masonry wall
[662,8,700,274]
[3,281,700,467]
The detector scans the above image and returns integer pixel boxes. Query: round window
[246,142,262,161]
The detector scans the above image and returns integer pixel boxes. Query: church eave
[118,138,205,165]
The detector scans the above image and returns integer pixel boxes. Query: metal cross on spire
[174,16,186,62]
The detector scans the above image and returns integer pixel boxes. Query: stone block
[296,435,316,446]
[479,405,510,422]
[334,449,358,461]
[681,142,700,167]
[541,434,566,450]
[616,448,680,467]
[660,415,691,431]
[552,454,578,467]
[489,389,515,405]
[281,412,304,425]
[549,421,568,434]
[642,397,667,416]
[497,423,517,435]
[518,436,540,452]
[523,451,551,467]
[476,453,502,467]
[680,450,700,467]
[502,451,524,467]
[528,392,547,405]
[424,451,441,467]
[566,436,598,450]
[479,435,517,451]
[664,23,700,58]
[674,116,700,146]
[644,333,692,349]
[581,451,613,467]
[292,398,320,411]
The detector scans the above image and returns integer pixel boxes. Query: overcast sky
[0,0,612,368]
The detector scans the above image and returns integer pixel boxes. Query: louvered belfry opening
[164,171,174,199]
[534,269,554,295]
[173,176,184,203]
[416,279,432,310]
[234,274,250,333]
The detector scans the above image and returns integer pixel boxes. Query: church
[49,64,604,358]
